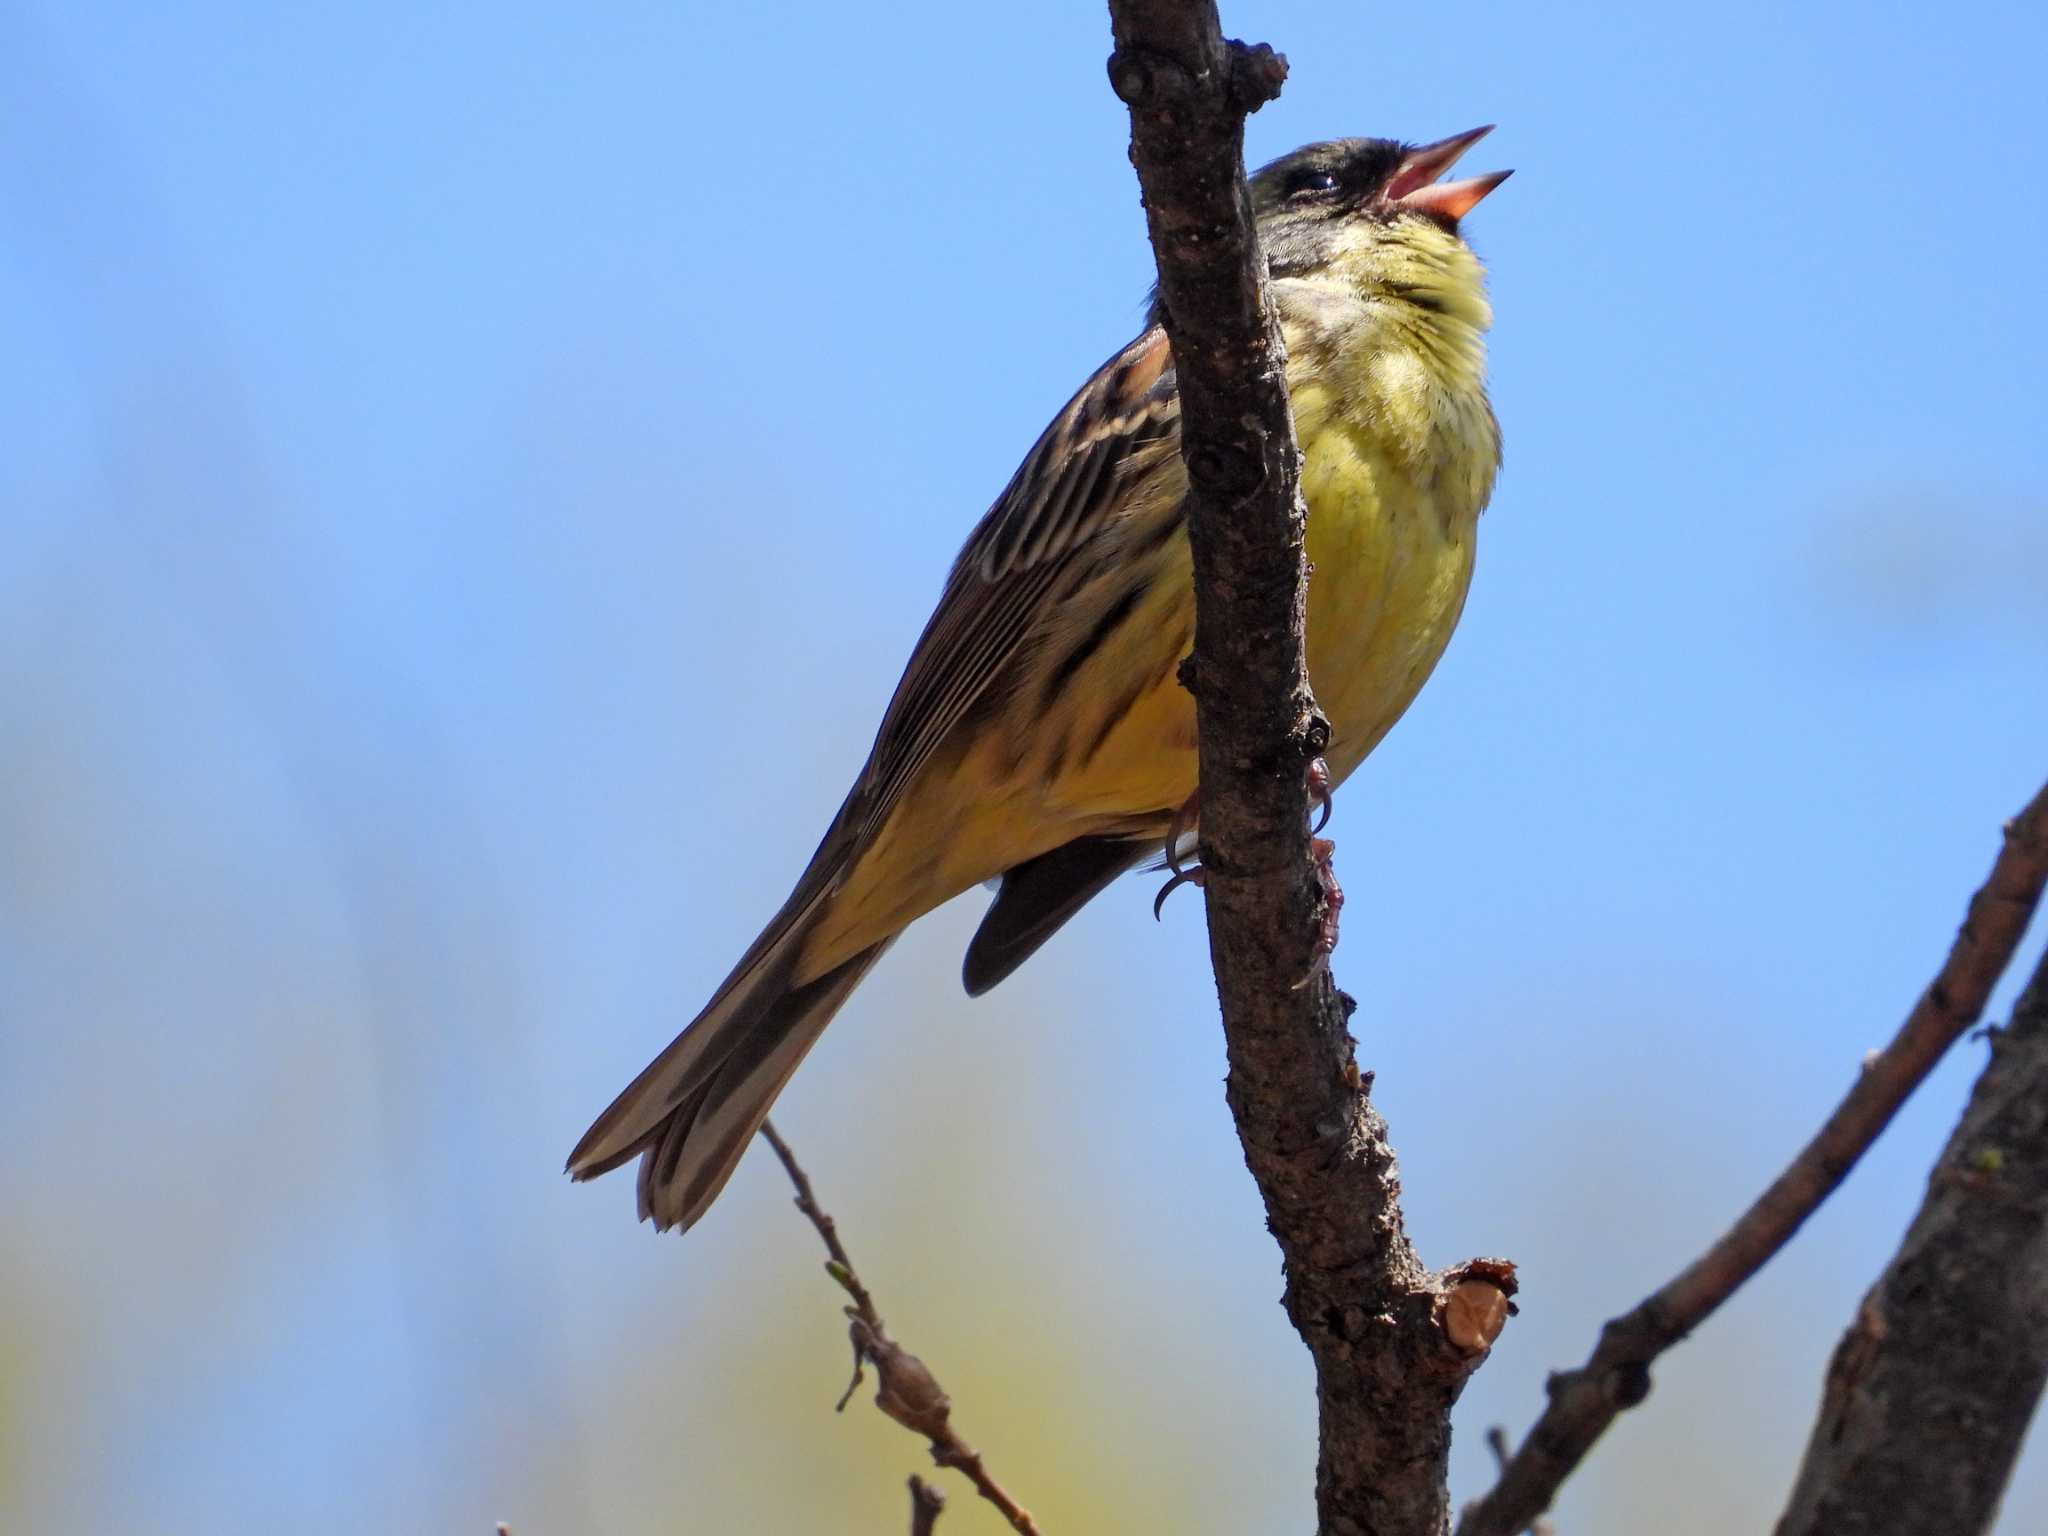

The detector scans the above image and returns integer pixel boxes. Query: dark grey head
[1143,127,1509,330]
[1250,126,1511,279]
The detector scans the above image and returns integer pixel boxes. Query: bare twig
[908,1475,947,1536]
[1105,5,1506,1532]
[1459,777,2048,1536]
[1774,938,2048,1535]
[758,1120,1041,1536]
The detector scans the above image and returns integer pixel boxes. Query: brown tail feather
[571,768,910,1230]
[630,942,891,1230]
[565,925,807,1184]
[569,931,892,1232]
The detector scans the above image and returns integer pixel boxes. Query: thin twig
[908,1475,947,1536]
[1459,777,2048,1536]
[759,1115,878,1327]
[759,1119,1042,1536]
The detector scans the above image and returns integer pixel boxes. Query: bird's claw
[1152,864,1206,920]
[1154,789,1205,919]
[1154,764,1334,929]
[1307,756,1333,835]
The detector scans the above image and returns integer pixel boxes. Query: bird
[569,126,1510,1232]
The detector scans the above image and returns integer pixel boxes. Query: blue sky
[3,3,2045,1532]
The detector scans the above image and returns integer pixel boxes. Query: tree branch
[1773,935,2048,1535]
[908,1475,947,1536]
[1459,777,2048,1536]
[757,1120,1040,1536]
[1105,6,1508,1534]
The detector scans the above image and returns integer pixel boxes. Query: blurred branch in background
[1775,938,2048,1536]
[1105,3,1509,1532]
[758,1121,1039,1535]
[1461,777,2048,1536]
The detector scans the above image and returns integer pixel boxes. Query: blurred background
[4,2,2046,1531]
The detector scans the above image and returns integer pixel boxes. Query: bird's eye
[1289,168,1342,197]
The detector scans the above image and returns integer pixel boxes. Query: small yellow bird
[570,127,1509,1230]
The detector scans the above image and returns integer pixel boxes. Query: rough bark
[1460,779,2048,1536]
[1773,941,2048,1536]
[1104,7,1504,1534]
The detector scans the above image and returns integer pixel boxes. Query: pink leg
[1294,834,1345,987]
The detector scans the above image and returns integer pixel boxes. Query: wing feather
[844,327,1182,849]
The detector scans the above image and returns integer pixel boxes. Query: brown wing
[662,326,1181,1026]
[567,328,1182,1213]
[840,325,1182,851]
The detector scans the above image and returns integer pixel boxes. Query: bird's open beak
[1385,125,1512,221]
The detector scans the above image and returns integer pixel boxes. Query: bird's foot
[1292,835,1345,989]
[1299,757,1340,982]
[1153,760,1334,923]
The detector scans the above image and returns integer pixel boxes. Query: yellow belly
[803,402,1485,973]
[1296,389,1481,785]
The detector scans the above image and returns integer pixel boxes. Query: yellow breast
[1276,246,1500,783]
[1293,370,1490,785]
